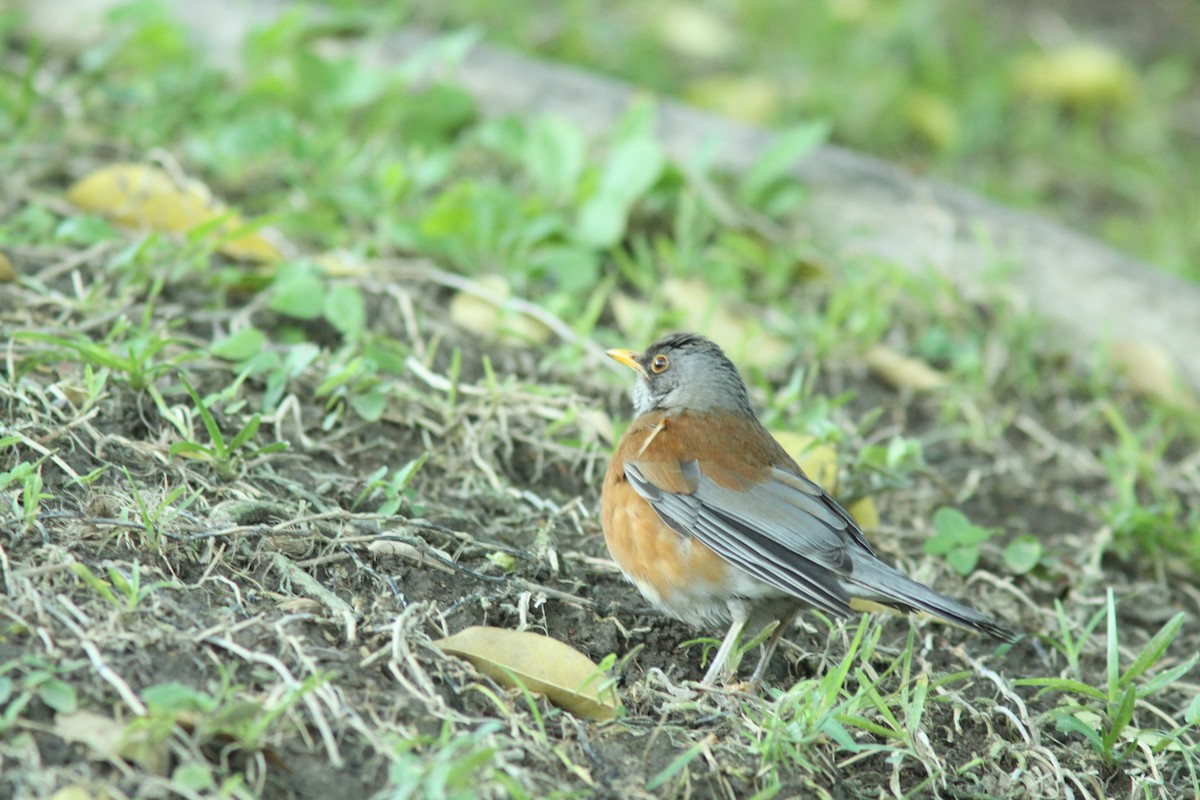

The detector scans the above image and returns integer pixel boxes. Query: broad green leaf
[211,327,266,361]
[351,389,387,422]
[946,547,979,576]
[323,285,366,340]
[141,682,216,712]
[524,116,586,199]
[270,274,325,320]
[600,136,664,204]
[738,121,828,207]
[1003,534,1043,575]
[574,195,627,248]
[38,679,77,713]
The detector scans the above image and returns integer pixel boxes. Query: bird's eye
[650,354,670,373]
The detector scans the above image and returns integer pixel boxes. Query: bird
[600,332,1017,687]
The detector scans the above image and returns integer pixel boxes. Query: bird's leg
[747,607,800,689]
[700,602,750,686]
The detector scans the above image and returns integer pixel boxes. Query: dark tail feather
[848,558,1019,643]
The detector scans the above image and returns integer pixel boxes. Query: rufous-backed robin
[601,333,1016,686]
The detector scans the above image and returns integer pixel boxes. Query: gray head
[607,333,755,417]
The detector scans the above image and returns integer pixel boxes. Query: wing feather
[625,459,858,617]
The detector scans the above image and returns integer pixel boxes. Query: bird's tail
[846,558,1018,643]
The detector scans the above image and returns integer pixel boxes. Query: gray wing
[625,460,869,618]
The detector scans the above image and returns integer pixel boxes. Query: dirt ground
[2,258,1198,799]
[2,0,1199,794]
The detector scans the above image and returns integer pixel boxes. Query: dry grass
[2,239,1198,800]
[2,11,1199,795]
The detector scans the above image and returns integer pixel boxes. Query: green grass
[399,0,1200,283]
[1018,590,1199,770]
[1,2,1198,798]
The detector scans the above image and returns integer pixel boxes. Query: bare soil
[2,257,1198,799]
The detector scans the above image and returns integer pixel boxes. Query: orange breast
[600,412,734,622]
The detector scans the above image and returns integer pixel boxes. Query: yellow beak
[605,348,646,377]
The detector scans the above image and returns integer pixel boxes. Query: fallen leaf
[66,163,283,263]
[686,75,781,124]
[609,291,653,341]
[610,282,791,370]
[55,709,122,756]
[1012,43,1136,110]
[846,496,880,530]
[578,408,616,446]
[1002,534,1043,575]
[434,625,621,721]
[849,597,898,616]
[662,278,790,370]
[0,251,15,282]
[447,275,553,345]
[368,539,457,574]
[772,432,839,494]
[1109,339,1198,411]
[902,90,960,150]
[48,788,93,800]
[314,251,371,278]
[863,344,947,391]
[55,709,169,775]
[655,3,737,60]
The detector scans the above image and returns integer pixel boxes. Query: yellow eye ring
[650,354,669,373]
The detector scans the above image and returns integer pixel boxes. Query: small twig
[48,600,147,716]
[262,552,354,616]
[509,577,597,610]
[388,260,613,369]
[0,541,12,597]
[953,647,1036,747]
[204,636,344,769]
[369,534,506,583]
[0,424,81,481]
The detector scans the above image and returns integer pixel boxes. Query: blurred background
[398,0,1200,280]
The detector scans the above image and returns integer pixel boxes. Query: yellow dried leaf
[903,90,960,150]
[772,432,839,494]
[314,251,370,277]
[447,275,553,345]
[579,408,616,445]
[1110,340,1198,411]
[48,788,94,800]
[774,433,880,528]
[54,709,169,774]
[662,278,789,370]
[686,75,781,124]
[0,251,15,282]
[863,344,947,391]
[1012,43,1136,110]
[656,2,737,60]
[217,230,283,264]
[610,291,652,340]
[849,597,898,616]
[846,496,880,530]
[434,625,622,721]
[66,163,282,264]
[828,0,870,23]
